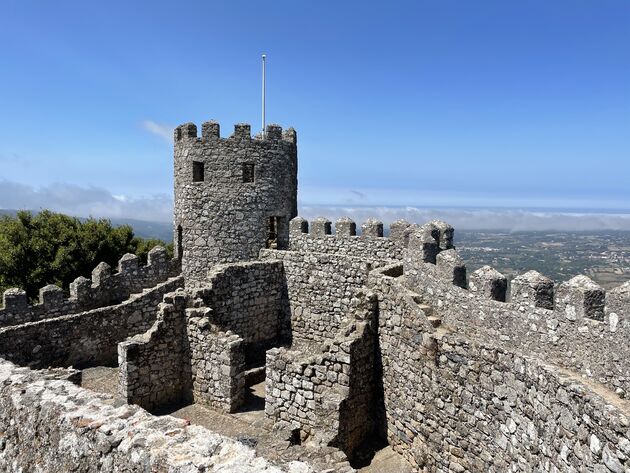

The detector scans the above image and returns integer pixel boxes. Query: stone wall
[404,255,630,396]
[118,293,248,414]
[118,261,284,414]
[186,305,246,412]
[192,260,285,365]
[0,276,183,369]
[265,291,378,460]
[0,358,310,472]
[388,330,630,472]
[118,290,189,411]
[366,264,438,457]
[368,263,630,472]
[174,121,298,284]
[259,249,372,344]
[0,246,179,327]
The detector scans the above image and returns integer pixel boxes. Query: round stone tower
[173,120,298,284]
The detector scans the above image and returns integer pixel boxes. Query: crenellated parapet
[0,246,180,327]
[401,221,630,395]
[404,224,622,321]
[288,216,413,263]
[175,121,297,146]
[290,216,405,239]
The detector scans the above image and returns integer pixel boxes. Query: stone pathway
[79,369,414,472]
[80,366,119,396]
[358,446,414,473]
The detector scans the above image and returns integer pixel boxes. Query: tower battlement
[173,119,298,284]
[174,121,297,145]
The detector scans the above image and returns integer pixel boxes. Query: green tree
[0,210,172,301]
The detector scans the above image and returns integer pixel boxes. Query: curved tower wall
[173,121,298,284]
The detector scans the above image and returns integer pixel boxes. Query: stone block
[201,120,220,140]
[265,124,282,140]
[175,122,197,141]
[282,127,297,144]
[335,217,356,237]
[511,270,554,310]
[556,275,605,321]
[232,123,251,140]
[39,284,63,307]
[91,262,111,286]
[389,219,412,246]
[469,266,507,302]
[118,253,139,273]
[607,281,630,327]
[406,228,439,264]
[430,220,455,250]
[311,217,332,237]
[2,288,28,311]
[361,218,383,238]
[69,276,91,302]
[436,249,466,288]
[289,217,308,236]
[148,246,167,267]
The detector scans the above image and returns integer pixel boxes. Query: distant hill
[108,218,172,242]
[0,209,172,242]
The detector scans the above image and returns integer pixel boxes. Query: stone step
[243,366,266,387]
[427,315,442,328]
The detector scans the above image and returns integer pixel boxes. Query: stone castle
[0,120,629,472]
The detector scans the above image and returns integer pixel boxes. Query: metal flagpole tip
[262,54,266,59]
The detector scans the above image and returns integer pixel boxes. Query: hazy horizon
[4,195,630,233]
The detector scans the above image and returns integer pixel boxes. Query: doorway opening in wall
[241,376,266,413]
[266,216,279,249]
[237,343,271,414]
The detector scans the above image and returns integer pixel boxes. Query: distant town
[456,230,630,289]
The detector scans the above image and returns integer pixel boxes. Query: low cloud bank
[298,205,630,232]
[1,180,629,231]
[0,180,172,223]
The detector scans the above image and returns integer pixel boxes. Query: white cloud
[297,205,630,232]
[0,180,172,222]
[140,120,173,144]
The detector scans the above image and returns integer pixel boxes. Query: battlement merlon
[174,121,297,146]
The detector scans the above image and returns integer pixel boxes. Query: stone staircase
[411,295,443,331]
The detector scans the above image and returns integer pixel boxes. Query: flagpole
[262,54,266,135]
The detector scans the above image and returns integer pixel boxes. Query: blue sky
[0,1,629,227]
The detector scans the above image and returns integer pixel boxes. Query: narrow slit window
[176,225,183,260]
[193,161,204,182]
[242,163,255,183]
